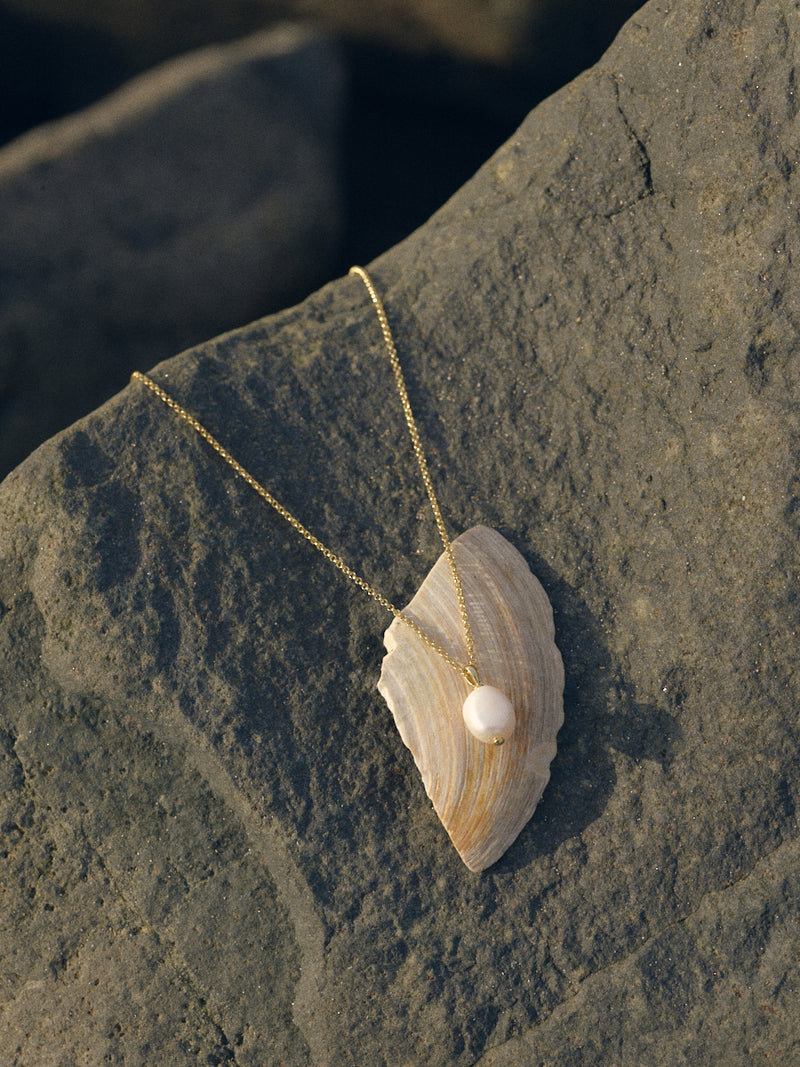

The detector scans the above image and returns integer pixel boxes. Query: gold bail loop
[463,663,481,689]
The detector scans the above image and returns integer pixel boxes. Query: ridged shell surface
[378,525,564,872]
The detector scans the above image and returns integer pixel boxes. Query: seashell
[378,525,564,872]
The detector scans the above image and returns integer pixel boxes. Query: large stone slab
[0,23,342,480]
[1,0,798,1063]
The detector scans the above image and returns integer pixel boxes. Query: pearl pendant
[378,526,564,870]
[462,685,516,745]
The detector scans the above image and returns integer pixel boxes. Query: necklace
[133,266,515,745]
[132,268,565,870]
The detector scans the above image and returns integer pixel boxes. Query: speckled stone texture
[0,23,343,480]
[1,0,799,1064]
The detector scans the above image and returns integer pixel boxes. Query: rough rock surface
[1,0,799,1064]
[0,23,343,480]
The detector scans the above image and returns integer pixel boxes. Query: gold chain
[131,266,480,688]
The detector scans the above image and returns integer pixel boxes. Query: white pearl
[462,685,516,745]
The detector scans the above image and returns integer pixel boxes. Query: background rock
[2,0,799,1065]
[1,0,644,86]
[0,23,343,481]
[0,1,645,483]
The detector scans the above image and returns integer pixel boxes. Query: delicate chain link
[131,267,480,687]
[348,267,478,672]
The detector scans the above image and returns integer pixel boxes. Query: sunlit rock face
[1,2,799,1064]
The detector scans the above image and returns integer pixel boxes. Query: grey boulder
[3,0,643,71]
[0,23,343,479]
[1,0,799,1064]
